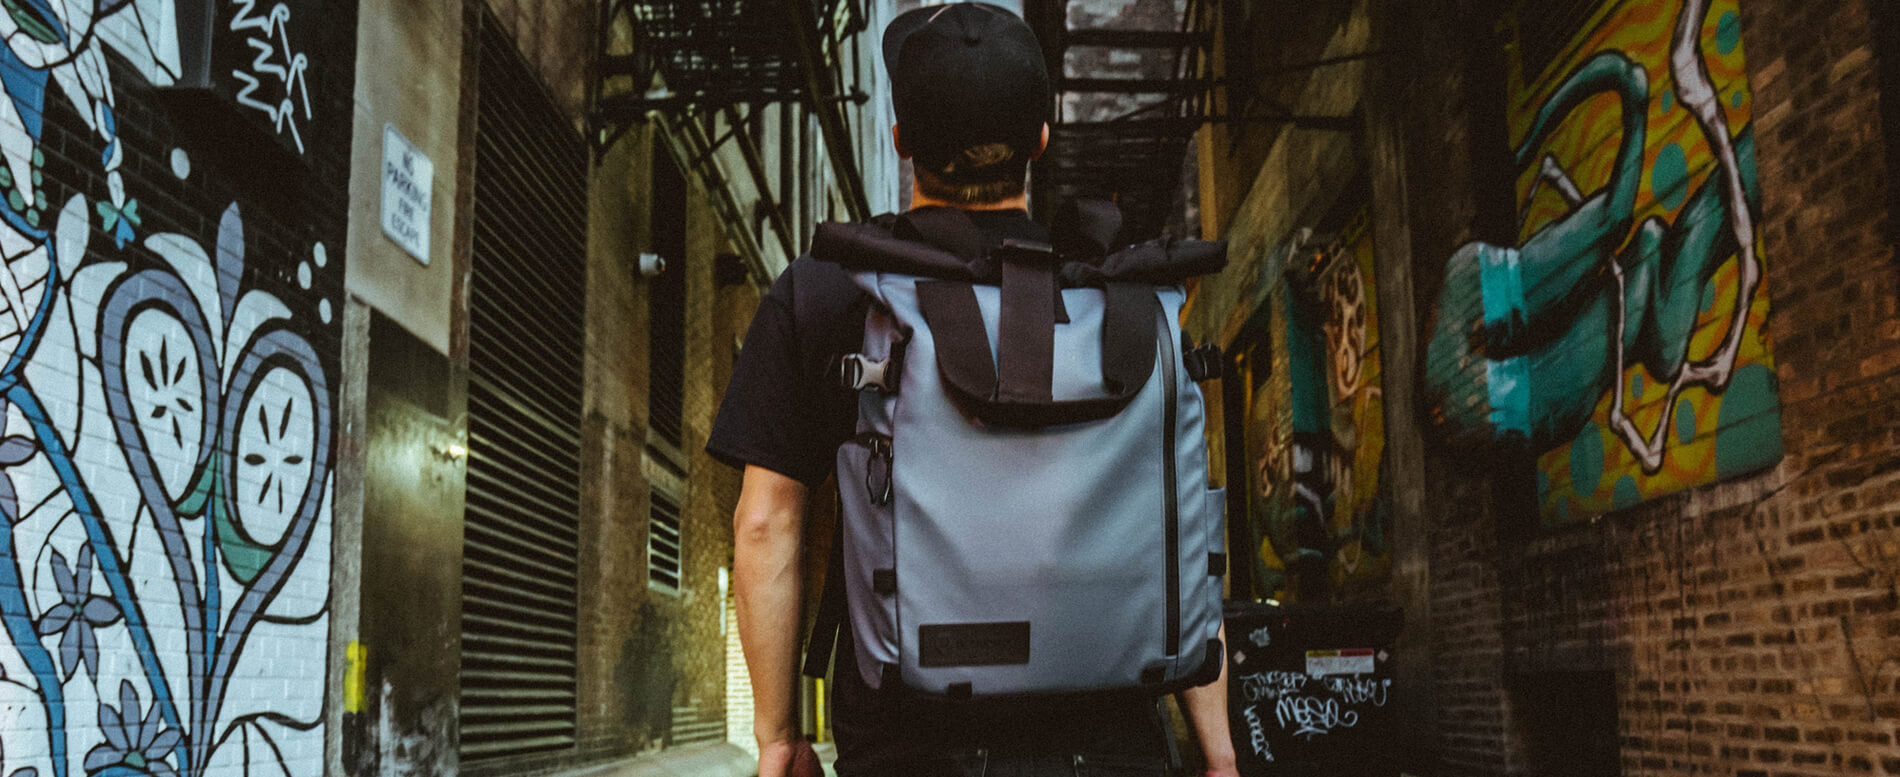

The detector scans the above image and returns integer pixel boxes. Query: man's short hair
[913,143,1029,204]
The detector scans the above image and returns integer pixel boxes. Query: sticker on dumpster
[1250,625,1272,646]
[1304,648,1375,677]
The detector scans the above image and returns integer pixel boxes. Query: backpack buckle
[838,353,896,392]
[994,239,1059,267]
[1183,344,1224,382]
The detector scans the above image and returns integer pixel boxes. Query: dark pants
[868,748,1171,777]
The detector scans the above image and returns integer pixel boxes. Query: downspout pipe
[785,0,872,222]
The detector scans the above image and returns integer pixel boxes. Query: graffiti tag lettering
[229,0,314,153]
[1242,705,1273,761]
[1275,696,1360,740]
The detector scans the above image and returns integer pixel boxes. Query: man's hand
[758,738,824,777]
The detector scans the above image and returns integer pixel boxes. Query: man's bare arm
[732,465,821,777]
[1178,623,1238,777]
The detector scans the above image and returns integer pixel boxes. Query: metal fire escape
[589,0,873,279]
[1022,0,1369,243]
[1023,0,1218,243]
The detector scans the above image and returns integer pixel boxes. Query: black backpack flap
[916,279,1160,427]
[893,206,990,259]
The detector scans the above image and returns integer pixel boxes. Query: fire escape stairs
[1024,0,1220,243]
[589,0,872,280]
[1023,0,1372,243]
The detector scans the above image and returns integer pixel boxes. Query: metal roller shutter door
[459,10,588,762]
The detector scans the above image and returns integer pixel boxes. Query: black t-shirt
[706,209,1167,775]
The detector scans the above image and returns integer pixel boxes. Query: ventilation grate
[669,704,726,746]
[649,490,683,591]
[459,9,587,763]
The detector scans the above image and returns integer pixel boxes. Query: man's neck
[908,188,1029,213]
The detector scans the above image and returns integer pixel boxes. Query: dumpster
[1223,601,1404,777]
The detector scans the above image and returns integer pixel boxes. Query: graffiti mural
[1422,0,1782,524]
[1231,202,1390,602]
[229,0,315,154]
[0,1,336,776]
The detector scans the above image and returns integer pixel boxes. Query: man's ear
[892,124,912,159]
[1029,122,1050,161]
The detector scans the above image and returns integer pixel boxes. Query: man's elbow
[733,465,808,551]
[733,502,796,548]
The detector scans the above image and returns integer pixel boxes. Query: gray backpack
[804,203,1228,699]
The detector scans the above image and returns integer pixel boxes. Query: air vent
[649,490,684,591]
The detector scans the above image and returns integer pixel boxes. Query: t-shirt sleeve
[706,267,850,488]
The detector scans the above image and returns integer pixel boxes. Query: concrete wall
[0,2,355,776]
[343,0,465,354]
[336,1,473,773]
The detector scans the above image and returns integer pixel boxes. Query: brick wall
[0,2,355,777]
[1390,0,1900,774]
[482,0,595,123]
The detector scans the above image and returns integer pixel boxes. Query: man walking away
[709,4,1240,776]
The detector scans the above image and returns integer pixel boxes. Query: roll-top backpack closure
[810,205,1228,286]
[812,205,1227,427]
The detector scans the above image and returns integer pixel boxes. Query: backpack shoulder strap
[801,504,848,679]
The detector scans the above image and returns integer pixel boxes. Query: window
[649,149,687,449]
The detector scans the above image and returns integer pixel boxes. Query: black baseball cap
[883,3,1051,171]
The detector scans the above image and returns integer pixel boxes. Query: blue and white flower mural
[0,1,333,776]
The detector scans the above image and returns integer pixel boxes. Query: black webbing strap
[997,260,1055,403]
[1100,282,1155,395]
[801,512,848,679]
[916,280,1160,427]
